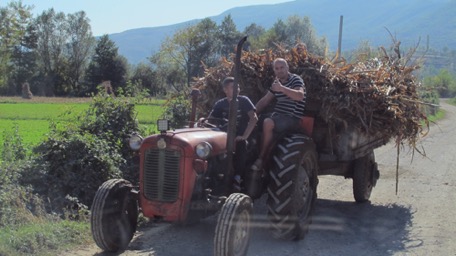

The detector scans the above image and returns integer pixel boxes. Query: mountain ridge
[109,0,454,64]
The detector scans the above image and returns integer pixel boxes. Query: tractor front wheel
[214,193,253,256]
[91,179,138,252]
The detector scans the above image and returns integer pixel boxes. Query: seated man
[251,58,306,171]
[206,76,258,181]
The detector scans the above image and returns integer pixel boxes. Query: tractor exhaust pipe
[224,36,248,194]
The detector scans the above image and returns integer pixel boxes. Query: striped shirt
[270,73,306,119]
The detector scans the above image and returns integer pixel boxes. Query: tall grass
[0,220,90,256]
[448,97,456,105]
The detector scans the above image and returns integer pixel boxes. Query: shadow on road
[103,197,418,256]
[308,198,418,255]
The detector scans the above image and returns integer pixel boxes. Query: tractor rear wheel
[214,193,253,256]
[91,179,138,252]
[353,151,378,203]
[267,134,318,240]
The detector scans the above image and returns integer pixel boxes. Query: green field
[0,98,165,153]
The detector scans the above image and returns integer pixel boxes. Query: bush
[423,69,456,98]
[162,91,192,129]
[418,84,440,116]
[80,93,140,181]
[0,161,47,228]
[2,124,26,162]
[1,130,46,228]
[20,92,141,209]
[23,130,124,208]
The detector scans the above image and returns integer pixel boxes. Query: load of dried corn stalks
[193,46,429,150]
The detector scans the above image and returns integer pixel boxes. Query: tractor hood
[140,127,227,157]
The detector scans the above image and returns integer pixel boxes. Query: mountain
[109,0,455,64]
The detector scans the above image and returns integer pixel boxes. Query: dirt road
[69,101,456,256]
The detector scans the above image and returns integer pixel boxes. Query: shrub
[1,129,46,228]
[418,84,440,116]
[80,93,140,181]
[2,124,26,162]
[423,69,456,98]
[23,129,124,208]
[0,160,47,228]
[162,91,192,129]
[19,92,142,210]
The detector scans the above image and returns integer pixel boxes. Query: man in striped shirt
[251,58,306,171]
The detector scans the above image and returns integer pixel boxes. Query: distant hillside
[109,0,455,64]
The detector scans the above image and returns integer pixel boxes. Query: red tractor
[90,37,385,255]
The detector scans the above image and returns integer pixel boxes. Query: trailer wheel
[91,179,138,252]
[214,193,253,256]
[353,151,378,203]
[267,134,318,240]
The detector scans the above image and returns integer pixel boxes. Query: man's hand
[235,135,246,141]
[270,78,283,92]
[197,117,205,127]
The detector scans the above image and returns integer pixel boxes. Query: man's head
[273,58,289,80]
[222,76,239,99]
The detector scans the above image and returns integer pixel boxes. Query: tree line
[0,1,327,97]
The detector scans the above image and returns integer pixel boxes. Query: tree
[34,8,68,96]
[64,11,94,96]
[258,19,288,49]
[243,23,265,51]
[130,62,162,96]
[85,35,127,95]
[347,40,379,62]
[189,18,219,79]
[253,15,328,56]
[218,15,241,58]
[0,1,34,95]
[10,22,38,95]
[284,15,327,55]
[152,18,218,89]
[424,69,456,98]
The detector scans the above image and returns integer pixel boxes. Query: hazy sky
[14,0,292,36]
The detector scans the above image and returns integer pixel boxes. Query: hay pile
[193,47,428,149]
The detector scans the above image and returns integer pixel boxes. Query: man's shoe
[251,159,263,171]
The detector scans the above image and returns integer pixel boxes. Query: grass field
[0,97,166,153]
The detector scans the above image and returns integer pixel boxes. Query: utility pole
[337,15,344,60]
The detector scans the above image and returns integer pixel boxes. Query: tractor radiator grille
[143,148,181,202]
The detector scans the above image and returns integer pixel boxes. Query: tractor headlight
[195,142,212,159]
[157,137,166,149]
[129,133,143,151]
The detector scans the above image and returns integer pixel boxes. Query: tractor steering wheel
[198,117,228,130]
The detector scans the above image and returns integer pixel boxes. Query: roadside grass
[0,220,90,256]
[424,97,456,125]
[427,109,445,124]
[447,97,456,105]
